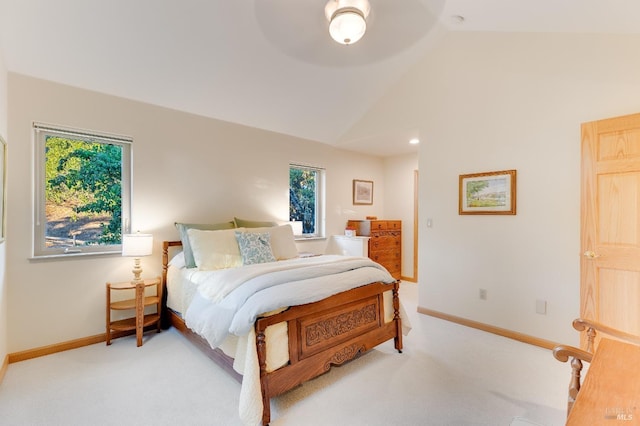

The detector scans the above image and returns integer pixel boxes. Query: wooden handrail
[554,319,640,418]
[552,344,592,416]
[572,318,640,352]
[552,344,593,364]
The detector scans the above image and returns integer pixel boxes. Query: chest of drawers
[346,220,401,280]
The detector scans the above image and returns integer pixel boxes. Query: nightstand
[325,235,370,257]
[106,277,162,347]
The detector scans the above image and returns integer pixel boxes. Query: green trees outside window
[33,124,131,257]
[289,164,324,237]
[45,136,123,247]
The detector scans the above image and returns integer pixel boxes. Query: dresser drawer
[386,221,401,230]
[370,233,401,248]
[370,256,401,279]
[370,250,401,262]
[348,220,401,235]
[370,230,401,237]
[371,221,387,231]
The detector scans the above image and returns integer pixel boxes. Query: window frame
[289,163,326,240]
[32,123,132,258]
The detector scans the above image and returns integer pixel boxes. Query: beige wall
[352,32,640,345]
[0,40,7,366]
[12,31,630,353]
[6,74,398,352]
[384,153,418,279]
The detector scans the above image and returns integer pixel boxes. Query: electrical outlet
[479,288,487,300]
[536,299,547,315]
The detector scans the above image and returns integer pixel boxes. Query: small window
[33,123,132,258]
[289,164,325,239]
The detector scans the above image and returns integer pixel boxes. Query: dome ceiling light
[324,0,371,45]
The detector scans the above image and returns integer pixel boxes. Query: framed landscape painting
[459,170,516,215]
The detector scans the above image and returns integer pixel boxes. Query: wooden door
[581,113,640,349]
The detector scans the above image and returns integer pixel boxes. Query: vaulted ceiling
[1,0,639,156]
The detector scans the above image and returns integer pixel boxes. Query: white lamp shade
[325,0,370,45]
[290,221,303,236]
[122,233,153,257]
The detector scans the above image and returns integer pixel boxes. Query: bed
[161,222,405,426]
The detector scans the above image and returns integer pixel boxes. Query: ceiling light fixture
[325,0,371,45]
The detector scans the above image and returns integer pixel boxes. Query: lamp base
[131,257,143,284]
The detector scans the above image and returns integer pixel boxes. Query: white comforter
[185,255,395,350]
[183,255,397,426]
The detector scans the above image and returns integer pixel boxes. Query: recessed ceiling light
[409,138,420,145]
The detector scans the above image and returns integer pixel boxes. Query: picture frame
[353,179,373,205]
[459,169,516,215]
[0,136,5,242]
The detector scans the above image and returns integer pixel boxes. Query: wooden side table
[106,277,162,347]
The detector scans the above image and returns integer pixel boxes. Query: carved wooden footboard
[255,280,402,425]
[162,241,402,426]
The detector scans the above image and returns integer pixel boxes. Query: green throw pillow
[233,217,278,228]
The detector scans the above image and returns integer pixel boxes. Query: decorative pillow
[175,221,235,268]
[244,225,298,260]
[187,228,243,270]
[233,217,278,228]
[235,231,276,265]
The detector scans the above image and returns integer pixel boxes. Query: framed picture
[0,136,5,242]
[459,170,516,215]
[353,179,373,205]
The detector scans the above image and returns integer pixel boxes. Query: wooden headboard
[161,240,183,286]
[161,240,183,328]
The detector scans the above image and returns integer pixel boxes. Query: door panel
[598,173,639,247]
[581,113,640,349]
[598,268,640,335]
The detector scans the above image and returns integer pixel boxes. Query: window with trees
[289,164,325,239]
[33,123,132,257]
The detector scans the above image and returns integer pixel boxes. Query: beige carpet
[0,284,568,425]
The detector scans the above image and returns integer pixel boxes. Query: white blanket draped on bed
[183,255,397,426]
[185,255,395,349]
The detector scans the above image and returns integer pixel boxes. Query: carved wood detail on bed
[161,240,402,426]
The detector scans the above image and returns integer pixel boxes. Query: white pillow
[243,224,298,260]
[168,252,186,269]
[187,228,244,270]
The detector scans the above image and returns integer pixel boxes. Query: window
[33,123,132,257]
[289,164,325,239]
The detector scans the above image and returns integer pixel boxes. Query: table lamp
[122,232,153,284]
[289,221,303,236]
